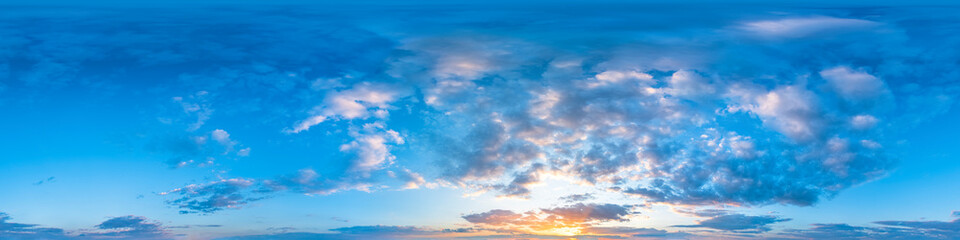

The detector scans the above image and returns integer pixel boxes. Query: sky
[1,1,960,240]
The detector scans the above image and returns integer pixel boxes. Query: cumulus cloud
[287,83,409,133]
[341,122,405,174]
[747,85,825,142]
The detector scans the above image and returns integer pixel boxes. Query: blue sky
[1,1,960,240]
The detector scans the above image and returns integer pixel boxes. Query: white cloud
[820,66,889,101]
[288,84,408,133]
[751,86,824,142]
[667,70,714,98]
[341,122,405,174]
[851,115,879,130]
[590,70,653,88]
[741,16,878,38]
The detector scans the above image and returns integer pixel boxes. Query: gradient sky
[2,1,960,240]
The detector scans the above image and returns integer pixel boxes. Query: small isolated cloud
[558,193,594,203]
[673,213,790,233]
[82,216,171,240]
[851,114,879,130]
[33,176,56,185]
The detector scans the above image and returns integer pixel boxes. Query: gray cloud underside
[1,212,173,240]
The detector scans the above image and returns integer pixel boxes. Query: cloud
[211,129,235,152]
[150,95,250,168]
[462,203,635,235]
[160,178,267,214]
[214,232,354,240]
[264,168,376,195]
[540,203,634,223]
[673,213,790,233]
[0,212,171,240]
[0,212,70,240]
[33,176,56,186]
[874,218,960,236]
[287,83,410,133]
[558,193,595,203]
[781,211,960,239]
[5,4,960,220]
[820,66,890,102]
[462,209,523,226]
[214,226,476,240]
[580,226,690,238]
[214,225,690,240]
[340,122,405,174]
[81,216,171,240]
[851,114,879,130]
[495,163,546,199]
[740,16,878,38]
[329,225,429,235]
[172,91,213,132]
[393,168,428,190]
